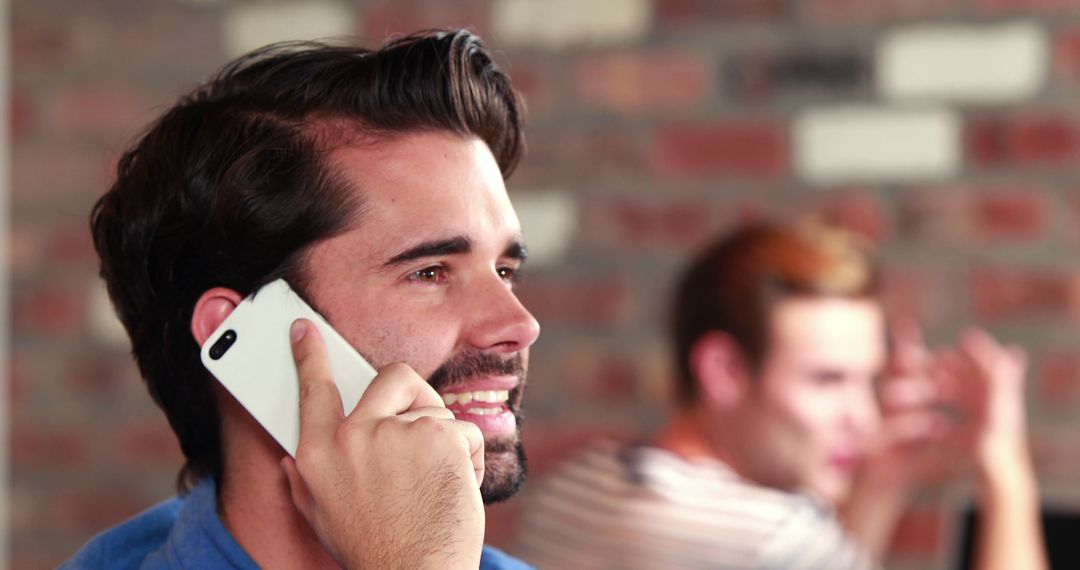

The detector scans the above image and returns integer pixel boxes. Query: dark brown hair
[671,222,879,405]
[91,29,525,491]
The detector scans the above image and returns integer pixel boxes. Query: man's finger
[880,375,939,411]
[351,362,444,418]
[452,419,485,487]
[280,456,313,517]
[890,317,927,374]
[398,406,456,422]
[291,319,345,444]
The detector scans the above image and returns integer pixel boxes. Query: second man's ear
[191,288,244,347]
[688,331,752,411]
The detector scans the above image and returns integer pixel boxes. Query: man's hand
[280,318,486,569]
[934,328,1047,570]
[843,319,945,558]
[935,329,1030,471]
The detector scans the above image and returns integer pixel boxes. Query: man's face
[302,132,540,503]
[734,297,884,503]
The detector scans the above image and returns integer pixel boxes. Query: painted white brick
[879,22,1046,103]
[88,280,131,350]
[795,106,960,184]
[223,2,354,59]
[512,190,578,268]
[493,0,650,50]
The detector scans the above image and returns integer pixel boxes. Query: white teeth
[440,389,511,406]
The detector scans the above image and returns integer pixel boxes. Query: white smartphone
[200,278,378,456]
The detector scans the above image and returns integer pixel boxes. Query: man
[64,29,539,569]
[515,222,1046,569]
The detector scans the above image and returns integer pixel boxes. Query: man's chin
[479,436,526,504]
[810,475,853,506]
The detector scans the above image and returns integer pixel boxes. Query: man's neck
[654,407,739,467]
[217,403,340,569]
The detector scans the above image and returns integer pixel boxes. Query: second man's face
[738,298,885,503]
[301,131,541,503]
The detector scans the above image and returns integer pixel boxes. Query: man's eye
[408,266,447,284]
[497,266,519,283]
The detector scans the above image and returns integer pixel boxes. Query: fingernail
[291,319,307,344]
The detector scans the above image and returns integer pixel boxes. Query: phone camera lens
[209,330,238,360]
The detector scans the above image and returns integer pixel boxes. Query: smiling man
[64,30,538,569]
[515,222,1046,570]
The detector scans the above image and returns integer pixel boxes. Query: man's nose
[465,273,541,354]
[847,383,882,437]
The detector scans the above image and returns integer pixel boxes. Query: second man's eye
[408,266,448,284]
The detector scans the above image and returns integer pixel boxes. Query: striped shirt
[513,440,874,570]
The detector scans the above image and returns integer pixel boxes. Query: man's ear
[191,288,244,347]
[688,331,752,411]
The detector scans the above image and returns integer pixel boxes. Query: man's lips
[826,452,862,473]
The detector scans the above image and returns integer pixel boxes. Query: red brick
[1058,192,1080,248]
[115,422,183,468]
[970,269,1072,321]
[13,143,110,207]
[45,222,98,265]
[805,0,955,22]
[505,58,556,116]
[657,0,785,23]
[817,191,891,244]
[362,1,489,40]
[887,504,947,559]
[902,187,1047,244]
[9,223,43,275]
[11,10,73,70]
[977,0,1080,12]
[11,428,91,469]
[516,125,644,184]
[1030,431,1080,483]
[575,52,710,114]
[1038,352,1080,409]
[110,10,220,72]
[13,285,86,336]
[42,487,148,534]
[554,344,642,404]
[64,352,137,397]
[975,192,1046,240]
[968,115,1080,168]
[9,355,26,404]
[44,82,152,140]
[516,277,632,327]
[11,89,32,142]
[13,551,70,570]
[582,197,719,250]
[1054,27,1080,82]
[882,268,957,328]
[726,49,870,104]
[651,122,788,178]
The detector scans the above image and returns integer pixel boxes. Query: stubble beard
[427,350,528,505]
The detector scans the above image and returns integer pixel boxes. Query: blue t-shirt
[62,478,531,569]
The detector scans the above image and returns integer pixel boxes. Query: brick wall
[14,1,1080,568]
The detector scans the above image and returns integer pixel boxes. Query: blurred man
[516,222,1045,570]
[64,29,539,569]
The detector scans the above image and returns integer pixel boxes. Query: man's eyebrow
[384,236,472,267]
[504,240,528,262]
